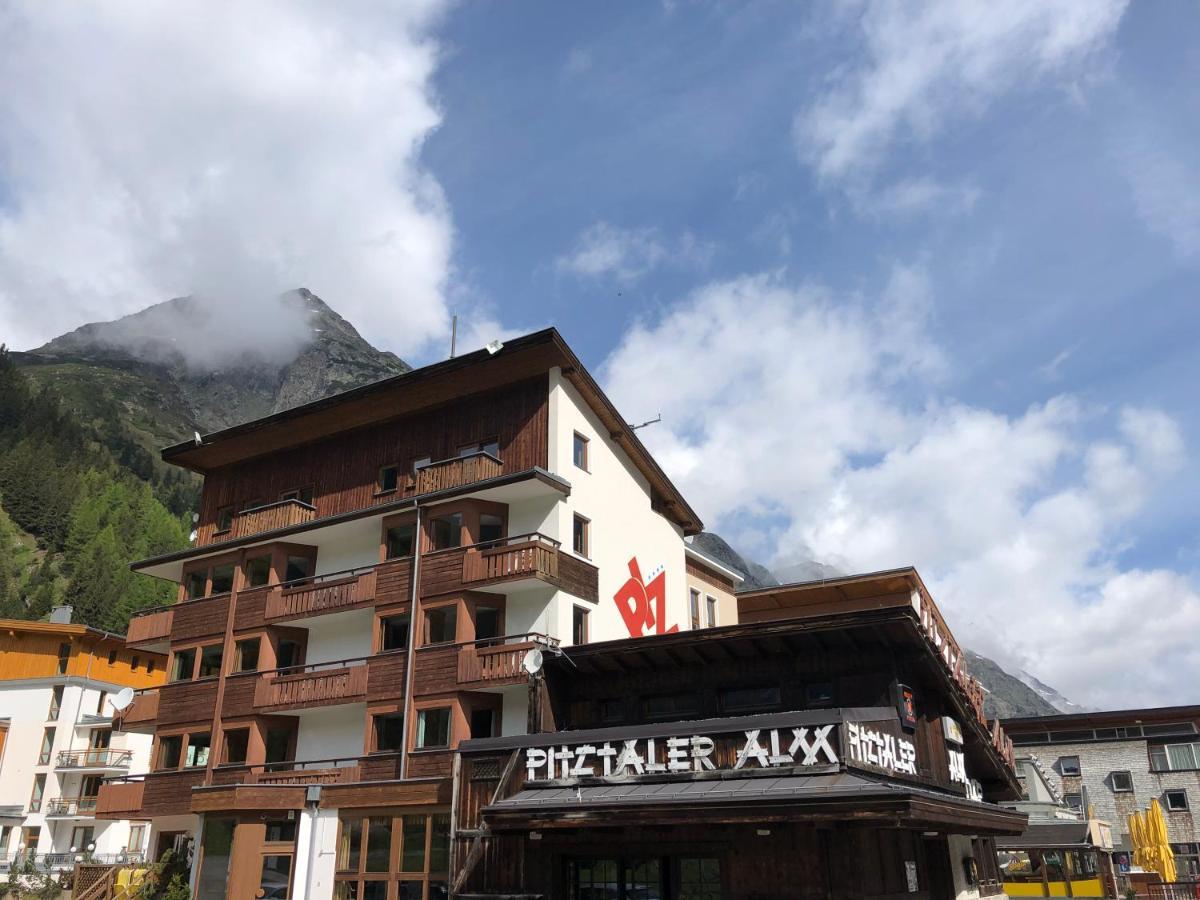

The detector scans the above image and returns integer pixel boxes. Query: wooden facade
[0,620,166,688]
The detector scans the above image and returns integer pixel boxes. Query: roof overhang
[684,544,745,584]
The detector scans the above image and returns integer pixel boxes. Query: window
[1111,770,1134,792]
[424,606,457,645]
[806,682,835,706]
[170,648,196,682]
[1166,790,1190,811]
[234,638,260,673]
[210,564,235,594]
[1059,755,1082,776]
[276,639,303,670]
[689,589,701,629]
[380,614,411,652]
[284,554,313,583]
[107,649,118,666]
[37,728,55,765]
[265,728,291,764]
[572,514,589,557]
[573,432,589,470]
[475,606,501,640]
[56,642,71,674]
[720,686,781,714]
[479,514,504,544]
[1063,792,1083,811]
[48,686,64,721]
[706,595,718,628]
[1151,742,1200,772]
[264,819,297,842]
[336,813,449,899]
[643,693,698,720]
[572,606,589,645]
[600,699,624,724]
[29,775,45,812]
[131,655,140,672]
[470,708,495,739]
[679,858,722,897]
[223,729,249,764]
[416,708,451,748]
[128,825,146,852]
[385,522,416,559]
[430,513,462,550]
[96,691,108,715]
[184,569,207,600]
[378,465,399,493]
[146,658,156,675]
[198,644,224,678]
[373,713,405,752]
[185,733,211,767]
[245,555,272,587]
[411,456,432,474]
[216,506,235,533]
[280,485,314,505]
[459,439,499,459]
[90,728,111,750]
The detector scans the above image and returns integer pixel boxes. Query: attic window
[378,465,399,494]
[1111,771,1134,792]
[1059,756,1082,776]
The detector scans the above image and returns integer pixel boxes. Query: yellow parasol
[1147,798,1178,882]
[1127,809,1147,870]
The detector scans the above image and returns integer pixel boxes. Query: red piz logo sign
[614,557,678,638]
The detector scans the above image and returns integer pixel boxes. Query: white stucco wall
[301,609,374,666]
[294,805,339,900]
[293,704,367,762]
[546,369,690,644]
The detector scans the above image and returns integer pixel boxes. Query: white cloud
[854,177,981,219]
[796,0,1128,183]
[1120,138,1200,259]
[556,221,713,284]
[604,267,1195,709]
[0,1,456,359]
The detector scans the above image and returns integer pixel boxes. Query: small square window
[1059,756,1082,776]
[158,735,183,770]
[385,522,416,559]
[245,555,272,587]
[806,682,835,707]
[572,514,589,558]
[184,569,207,600]
[430,514,462,551]
[374,713,405,752]
[416,708,451,749]
[285,555,313,583]
[234,638,260,673]
[380,614,411,652]
[1063,792,1083,811]
[424,606,457,645]
[184,733,211,768]
[1166,790,1190,811]
[170,648,196,682]
[378,465,399,493]
[573,432,589,470]
[280,486,314,505]
[223,729,249,764]
[210,564,235,595]
[216,506,235,533]
[1111,770,1134,792]
[479,514,504,544]
[198,644,223,678]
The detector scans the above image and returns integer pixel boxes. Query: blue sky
[1,1,1198,708]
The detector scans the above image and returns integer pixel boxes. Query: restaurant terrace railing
[43,796,99,817]
[56,748,132,770]
[457,632,561,687]
[265,565,379,621]
[415,450,503,494]
[230,498,316,539]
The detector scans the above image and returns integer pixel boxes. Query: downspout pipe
[398,503,422,781]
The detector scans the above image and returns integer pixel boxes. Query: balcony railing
[56,748,132,769]
[230,498,316,540]
[212,757,363,787]
[264,565,378,621]
[415,450,503,494]
[457,633,560,688]
[462,533,559,585]
[252,657,369,713]
[43,796,99,817]
[0,852,145,872]
[113,689,159,732]
[125,606,173,647]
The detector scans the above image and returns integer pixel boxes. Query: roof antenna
[449,314,457,359]
[630,414,661,432]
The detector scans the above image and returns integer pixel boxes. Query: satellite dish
[110,687,135,712]
[521,647,544,675]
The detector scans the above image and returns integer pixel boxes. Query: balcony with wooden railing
[413,449,502,495]
[113,688,159,733]
[125,606,173,649]
[252,658,369,713]
[43,796,99,818]
[458,533,599,601]
[94,769,206,819]
[55,749,132,771]
[456,633,560,690]
[230,498,316,540]
[211,757,363,787]
[264,565,379,622]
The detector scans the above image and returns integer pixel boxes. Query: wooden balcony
[211,759,363,787]
[95,769,206,819]
[55,749,132,771]
[230,498,316,540]
[94,779,144,818]
[456,633,560,690]
[415,451,502,494]
[113,689,159,733]
[459,533,599,601]
[252,659,369,713]
[264,566,378,622]
[125,607,172,649]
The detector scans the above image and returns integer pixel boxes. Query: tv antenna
[630,414,661,432]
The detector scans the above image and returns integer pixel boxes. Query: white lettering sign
[948,749,967,785]
[845,721,918,776]
[524,726,837,782]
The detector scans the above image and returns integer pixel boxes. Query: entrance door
[922,837,955,900]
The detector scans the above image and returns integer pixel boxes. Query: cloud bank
[604,268,1196,710]
[0,1,454,359]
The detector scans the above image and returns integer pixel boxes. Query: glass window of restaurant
[335,812,450,899]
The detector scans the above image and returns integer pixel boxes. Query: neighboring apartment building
[0,612,164,871]
[97,329,741,898]
[1004,706,1200,878]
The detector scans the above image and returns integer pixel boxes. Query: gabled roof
[159,328,701,534]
